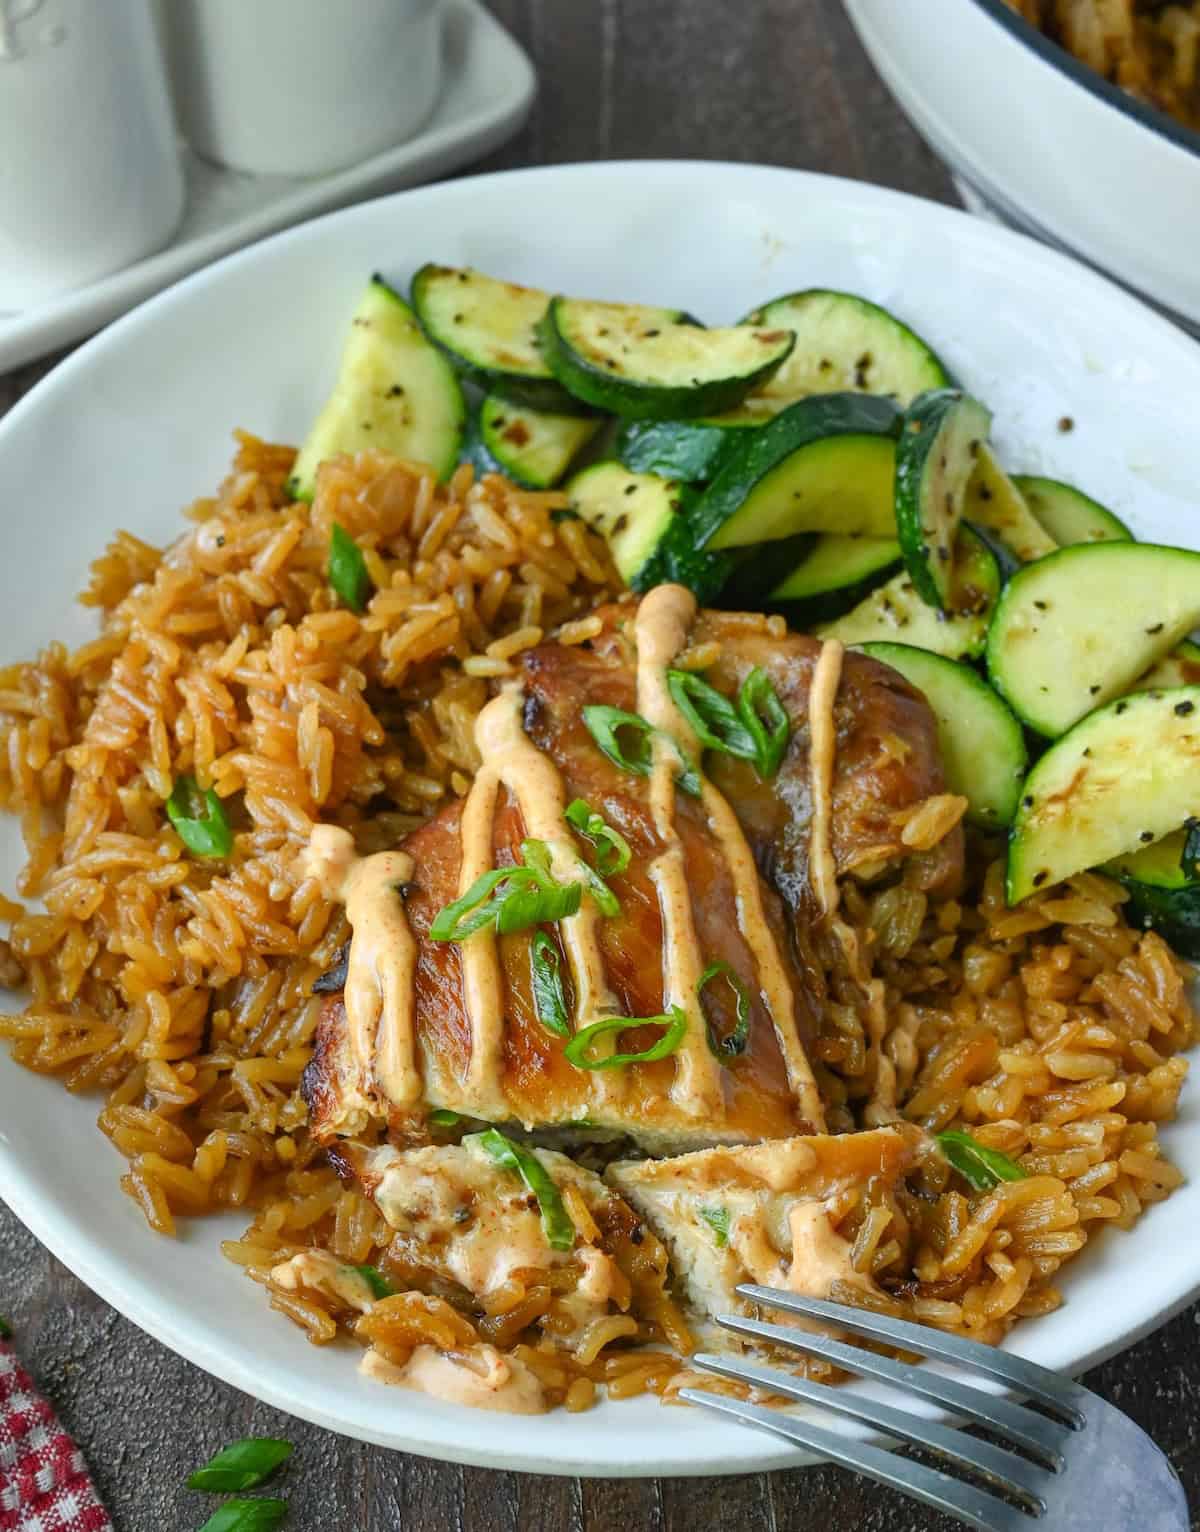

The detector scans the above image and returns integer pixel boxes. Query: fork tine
[678,1389,1035,1532]
[715,1313,1071,1469]
[690,1351,1049,1509]
[736,1286,1085,1426]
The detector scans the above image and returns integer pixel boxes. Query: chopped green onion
[697,961,751,1059]
[328,522,371,613]
[197,1501,288,1532]
[563,1006,688,1071]
[581,704,699,796]
[936,1129,1028,1192]
[186,1438,293,1493]
[349,1264,395,1300]
[479,1129,576,1252]
[429,1108,461,1127]
[736,667,790,777]
[668,670,757,761]
[530,932,571,1038]
[565,798,631,879]
[0,1316,10,1340]
[698,1205,730,1247]
[166,776,233,860]
[429,841,580,943]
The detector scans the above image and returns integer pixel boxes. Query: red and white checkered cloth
[0,1340,112,1532]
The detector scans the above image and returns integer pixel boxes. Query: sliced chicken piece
[303,594,962,1151]
[606,1126,920,1340]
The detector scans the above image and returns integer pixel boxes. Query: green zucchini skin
[769,533,901,624]
[692,393,901,551]
[473,395,603,490]
[1107,830,1200,957]
[856,642,1027,828]
[818,524,1000,660]
[1006,686,1200,903]
[985,542,1200,737]
[964,447,1056,565]
[894,388,993,610]
[740,288,953,407]
[1014,476,1132,546]
[288,275,466,500]
[615,416,759,482]
[410,263,585,414]
[566,461,733,603]
[539,298,795,421]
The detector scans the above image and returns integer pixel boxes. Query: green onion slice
[936,1129,1028,1192]
[698,1205,730,1247]
[429,1108,461,1127]
[430,840,581,942]
[668,670,758,760]
[328,522,371,614]
[166,776,233,860]
[349,1263,395,1300]
[736,667,790,778]
[186,1439,294,1493]
[479,1129,576,1252]
[581,704,699,796]
[563,1006,688,1071]
[197,1501,288,1532]
[530,932,571,1038]
[697,960,751,1059]
[565,798,631,879]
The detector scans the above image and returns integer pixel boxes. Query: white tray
[0,0,534,372]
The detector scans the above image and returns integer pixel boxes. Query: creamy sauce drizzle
[305,825,421,1116]
[456,684,624,1115]
[807,638,844,917]
[361,1342,546,1413]
[635,586,726,1117]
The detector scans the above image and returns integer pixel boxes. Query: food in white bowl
[0,163,1198,1475]
[842,0,1200,331]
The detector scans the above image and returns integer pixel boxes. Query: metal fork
[680,1287,1188,1530]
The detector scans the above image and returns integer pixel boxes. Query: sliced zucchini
[856,642,1027,827]
[963,448,1056,564]
[289,275,465,500]
[473,395,603,490]
[1007,686,1200,903]
[894,389,993,610]
[410,264,579,412]
[740,289,952,407]
[1134,637,1200,692]
[818,525,1000,660]
[985,542,1200,737]
[769,534,901,623]
[615,416,759,483]
[539,298,794,420]
[692,393,901,552]
[1014,476,1132,546]
[1106,828,1200,958]
[566,461,733,603]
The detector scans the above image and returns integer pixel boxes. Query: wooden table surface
[2,3,1197,1528]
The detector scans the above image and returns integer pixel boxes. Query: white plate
[0,161,1198,1478]
[0,0,534,372]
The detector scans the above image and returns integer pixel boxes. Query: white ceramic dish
[0,0,533,371]
[842,0,1200,333]
[0,160,1198,1478]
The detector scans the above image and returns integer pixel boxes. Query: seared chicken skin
[302,589,962,1152]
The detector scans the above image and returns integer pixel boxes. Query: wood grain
[1,2,1196,1528]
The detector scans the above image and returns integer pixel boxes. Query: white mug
[164,0,445,178]
[0,0,185,311]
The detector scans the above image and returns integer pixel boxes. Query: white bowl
[842,0,1200,331]
[0,161,1198,1477]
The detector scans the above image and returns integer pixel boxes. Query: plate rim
[1,157,1199,1476]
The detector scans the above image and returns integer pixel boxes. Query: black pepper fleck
[1176,701,1195,716]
